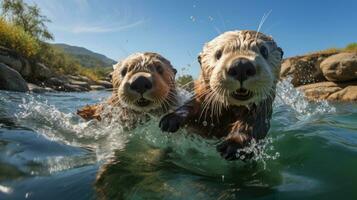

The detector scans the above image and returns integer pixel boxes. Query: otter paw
[159,113,185,132]
[216,140,253,161]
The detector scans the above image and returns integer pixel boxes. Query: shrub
[0,17,40,58]
[345,43,357,52]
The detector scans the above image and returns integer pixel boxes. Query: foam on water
[0,78,337,176]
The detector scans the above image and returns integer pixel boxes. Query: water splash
[15,95,128,161]
[237,137,280,169]
[274,78,336,119]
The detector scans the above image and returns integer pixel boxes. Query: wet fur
[160,30,283,160]
[77,53,179,199]
[77,52,178,126]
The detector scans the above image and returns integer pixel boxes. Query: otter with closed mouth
[160,30,283,160]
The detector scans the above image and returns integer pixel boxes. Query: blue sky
[25,0,357,76]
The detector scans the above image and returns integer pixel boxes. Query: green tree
[1,0,53,41]
[176,74,194,91]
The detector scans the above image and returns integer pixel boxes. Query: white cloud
[71,20,146,33]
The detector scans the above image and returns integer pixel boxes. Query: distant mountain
[53,43,116,68]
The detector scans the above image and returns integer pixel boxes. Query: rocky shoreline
[0,46,113,93]
[280,51,357,101]
[1,45,356,102]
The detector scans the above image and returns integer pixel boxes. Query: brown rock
[298,81,357,101]
[96,80,112,88]
[280,55,327,86]
[320,52,357,82]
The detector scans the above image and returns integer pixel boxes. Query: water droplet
[190,16,196,22]
[202,121,208,126]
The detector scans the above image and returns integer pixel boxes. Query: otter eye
[121,67,127,77]
[156,65,164,74]
[215,50,222,60]
[260,46,269,59]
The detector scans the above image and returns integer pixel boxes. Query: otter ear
[172,67,177,75]
[197,53,202,65]
[113,61,122,70]
[277,47,284,59]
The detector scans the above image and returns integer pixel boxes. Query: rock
[0,53,22,72]
[280,54,329,86]
[21,59,32,77]
[0,46,30,77]
[46,77,67,86]
[0,63,29,92]
[96,80,112,88]
[320,52,357,82]
[328,86,357,101]
[69,80,90,89]
[63,83,89,92]
[90,85,106,90]
[298,81,357,101]
[28,83,55,93]
[67,75,97,85]
[32,63,53,80]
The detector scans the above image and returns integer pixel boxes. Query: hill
[53,43,116,68]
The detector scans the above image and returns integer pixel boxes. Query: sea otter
[77,52,178,128]
[160,30,284,160]
[77,52,179,199]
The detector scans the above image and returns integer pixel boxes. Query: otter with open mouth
[160,30,283,160]
[77,52,178,128]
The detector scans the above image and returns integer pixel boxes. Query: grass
[313,43,357,55]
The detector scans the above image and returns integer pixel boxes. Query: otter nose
[227,58,256,82]
[130,76,152,94]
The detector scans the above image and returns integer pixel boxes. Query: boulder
[96,80,113,88]
[45,77,67,86]
[0,63,29,92]
[21,59,32,77]
[320,52,357,82]
[0,46,31,77]
[280,54,328,86]
[90,85,106,90]
[298,81,357,101]
[0,54,22,72]
[32,63,53,80]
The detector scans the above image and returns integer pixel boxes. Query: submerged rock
[0,63,29,92]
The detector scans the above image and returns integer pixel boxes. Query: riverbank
[0,46,113,93]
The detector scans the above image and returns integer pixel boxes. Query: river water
[0,79,356,200]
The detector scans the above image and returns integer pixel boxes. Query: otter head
[198,30,283,106]
[112,52,177,112]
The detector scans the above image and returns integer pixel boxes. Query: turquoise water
[0,80,356,200]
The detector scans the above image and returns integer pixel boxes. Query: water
[0,80,356,200]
